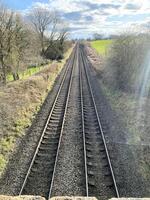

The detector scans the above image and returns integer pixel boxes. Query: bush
[44,41,64,60]
[44,40,72,61]
[104,33,150,92]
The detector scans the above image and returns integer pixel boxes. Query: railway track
[19,43,119,200]
[79,44,119,198]
[19,45,77,199]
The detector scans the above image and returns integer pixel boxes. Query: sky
[4,0,150,38]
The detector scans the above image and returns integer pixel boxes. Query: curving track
[19,43,120,200]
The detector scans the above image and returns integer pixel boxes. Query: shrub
[104,33,150,92]
[44,41,64,60]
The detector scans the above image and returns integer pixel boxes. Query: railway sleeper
[37,152,57,157]
[45,125,62,131]
[87,161,97,167]
[83,111,96,116]
[30,166,53,174]
[85,141,93,146]
[31,163,54,171]
[86,154,93,159]
[44,130,60,135]
[83,108,95,112]
[85,129,100,134]
[43,134,60,139]
[84,114,97,119]
[87,170,95,176]
[46,124,62,129]
[86,118,98,123]
[25,178,52,189]
[50,116,61,120]
[86,140,102,147]
[32,159,55,168]
[88,180,95,187]
[99,147,105,152]
[84,122,98,127]
[49,118,61,123]
[101,154,107,159]
[85,134,101,139]
[53,106,65,110]
[105,181,114,188]
[34,159,55,165]
[39,144,57,150]
[51,111,63,115]
[86,147,94,153]
[102,163,109,167]
[42,137,59,143]
[38,147,56,154]
[51,113,64,118]
[104,171,111,177]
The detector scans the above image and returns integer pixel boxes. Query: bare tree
[29,8,54,54]
[0,4,30,83]
[0,3,14,84]
[44,21,69,60]
[7,14,29,80]
[29,8,69,60]
[57,23,69,45]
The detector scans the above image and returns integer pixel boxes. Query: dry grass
[0,48,72,175]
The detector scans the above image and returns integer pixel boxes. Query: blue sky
[5,0,48,10]
[4,0,150,38]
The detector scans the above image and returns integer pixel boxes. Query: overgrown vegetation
[0,3,71,85]
[104,33,150,92]
[90,31,150,182]
[91,31,150,143]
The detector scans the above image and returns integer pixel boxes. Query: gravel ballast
[51,49,85,196]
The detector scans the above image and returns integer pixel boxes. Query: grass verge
[100,82,150,181]
[100,83,141,144]
[6,66,45,82]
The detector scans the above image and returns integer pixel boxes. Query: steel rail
[80,46,120,198]
[19,45,77,196]
[79,49,89,196]
[48,44,78,199]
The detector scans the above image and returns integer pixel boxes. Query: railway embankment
[85,43,150,197]
[0,48,72,177]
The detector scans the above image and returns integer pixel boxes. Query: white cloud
[21,0,150,38]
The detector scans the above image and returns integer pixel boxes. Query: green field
[91,40,113,55]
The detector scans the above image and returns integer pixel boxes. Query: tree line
[0,3,70,84]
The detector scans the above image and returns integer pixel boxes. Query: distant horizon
[4,0,150,39]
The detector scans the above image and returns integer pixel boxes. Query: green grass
[7,66,44,82]
[91,39,113,55]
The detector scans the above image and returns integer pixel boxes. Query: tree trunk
[1,57,6,84]
[41,32,45,56]
[13,72,19,81]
